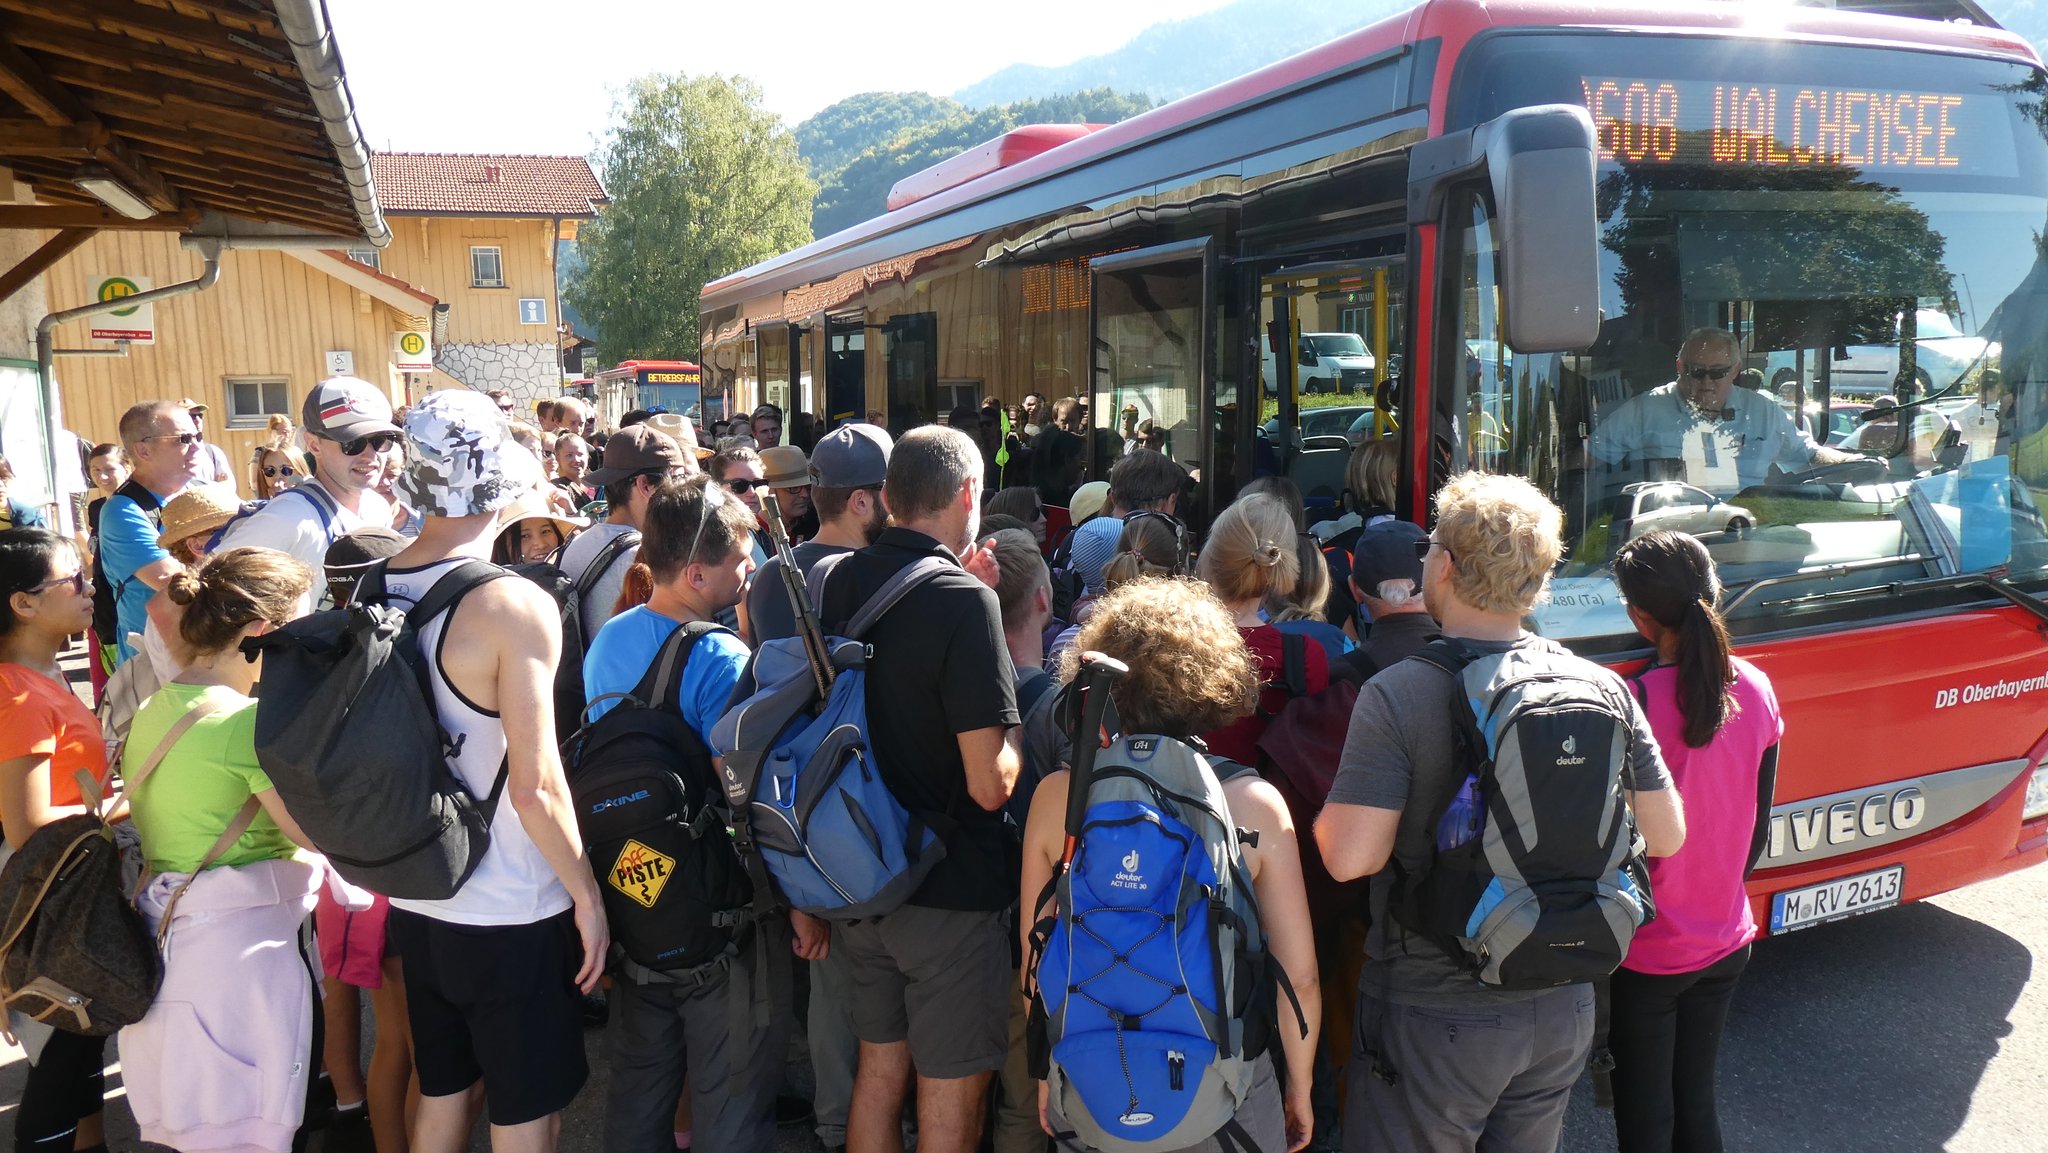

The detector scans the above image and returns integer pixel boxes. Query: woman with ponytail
[1195,493,1328,764]
[1608,530,1782,1153]
[119,546,335,1153]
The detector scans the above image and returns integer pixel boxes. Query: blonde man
[1315,471,1686,1153]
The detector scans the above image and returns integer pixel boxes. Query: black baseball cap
[1352,520,1427,596]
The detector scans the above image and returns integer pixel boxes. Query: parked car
[1261,331,1375,395]
[1765,308,1996,399]
[1262,405,1370,444]
[1616,481,1754,540]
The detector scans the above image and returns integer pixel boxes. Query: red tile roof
[370,153,608,218]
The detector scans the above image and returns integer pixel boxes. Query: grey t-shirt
[1326,633,1672,1006]
[560,522,640,641]
[746,540,854,644]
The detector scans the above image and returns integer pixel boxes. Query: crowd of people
[0,374,1782,1153]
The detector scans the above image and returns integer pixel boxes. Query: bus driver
[1590,327,1865,497]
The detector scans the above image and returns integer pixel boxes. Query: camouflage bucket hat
[399,389,541,518]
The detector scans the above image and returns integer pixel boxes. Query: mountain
[799,89,1154,238]
[954,0,1400,108]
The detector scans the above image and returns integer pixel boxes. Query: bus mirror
[1408,104,1602,354]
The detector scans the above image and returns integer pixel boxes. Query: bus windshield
[1445,33,2048,648]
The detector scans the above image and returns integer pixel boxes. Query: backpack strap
[286,481,341,538]
[1280,631,1308,697]
[1014,669,1056,718]
[574,530,642,601]
[629,620,728,716]
[804,552,837,617]
[845,556,953,640]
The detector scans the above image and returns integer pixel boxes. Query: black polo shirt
[819,526,1020,911]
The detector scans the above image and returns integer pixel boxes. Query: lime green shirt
[124,683,297,874]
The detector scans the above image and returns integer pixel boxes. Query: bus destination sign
[1579,78,2010,176]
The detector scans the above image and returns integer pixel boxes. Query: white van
[1262,332,1375,395]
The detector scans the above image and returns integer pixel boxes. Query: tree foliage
[566,74,815,362]
[805,88,1156,238]
[796,91,966,182]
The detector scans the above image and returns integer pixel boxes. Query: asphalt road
[5,862,2045,1152]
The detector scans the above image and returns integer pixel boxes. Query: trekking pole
[761,491,834,699]
[1061,651,1129,867]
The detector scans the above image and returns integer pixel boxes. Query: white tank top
[381,558,571,927]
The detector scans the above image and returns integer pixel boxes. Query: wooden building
[38,152,605,491]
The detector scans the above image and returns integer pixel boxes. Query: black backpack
[245,560,513,901]
[91,479,163,645]
[513,528,640,747]
[565,620,755,973]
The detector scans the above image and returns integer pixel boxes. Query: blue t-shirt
[583,606,751,752]
[99,488,179,661]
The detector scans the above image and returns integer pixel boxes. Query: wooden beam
[0,26,89,125]
[0,203,196,229]
[24,24,299,104]
[0,117,104,155]
[0,0,295,77]
[0,225,91,306]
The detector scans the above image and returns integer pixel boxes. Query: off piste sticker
[1933,667,2048,709]
[610,839,674,908]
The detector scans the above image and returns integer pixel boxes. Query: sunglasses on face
[1683,364,1733,382]
[721,478,761,494]
[1414,536,1455,562]
[28,571,89,595]
[262,464,298,478]
[147,432,202,447]
[340,433,402,457]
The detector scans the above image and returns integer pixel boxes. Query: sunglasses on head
[339,433,402,456]
[1683,364,1733,382]
[262,464,298,478]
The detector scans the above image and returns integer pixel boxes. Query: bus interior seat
[1290,436,1350,507]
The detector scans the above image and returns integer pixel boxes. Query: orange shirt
[0,663,106,808]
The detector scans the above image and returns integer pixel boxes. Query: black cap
[324,528,408,607]
[1352,520,1427,597]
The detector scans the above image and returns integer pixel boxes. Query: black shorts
[387,908,588,1126]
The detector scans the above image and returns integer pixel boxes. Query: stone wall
[434,342,559,404]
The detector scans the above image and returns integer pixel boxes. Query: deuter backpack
[244,560,512,901]
[565,620,756,973]
[1030,733,1302,1153]
[1396,637,1655,989]
[710,554,953,921]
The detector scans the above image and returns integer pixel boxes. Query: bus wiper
[1720,554,1932,617]
[1742,566,2048,631]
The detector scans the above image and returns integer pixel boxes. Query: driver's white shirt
[1590,382,1822,495]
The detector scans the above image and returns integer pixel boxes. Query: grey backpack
[245,560,512,901]
[1396,638,1655,988]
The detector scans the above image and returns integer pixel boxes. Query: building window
[346,248,380,272]
[225,377,291,430]
[471,246,505,288]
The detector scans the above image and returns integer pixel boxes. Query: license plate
[1770,865,1904,934]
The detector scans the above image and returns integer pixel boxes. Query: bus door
[1257,260,1405,520]
[825,312,865,427]
[1087,238,1215,519]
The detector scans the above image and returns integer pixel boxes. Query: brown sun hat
[494,486,591,541]
[156,484,244,550]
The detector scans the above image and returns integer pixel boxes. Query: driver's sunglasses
[262,464,298,478]
[340,432,402,457]
[1683,364,1733,382]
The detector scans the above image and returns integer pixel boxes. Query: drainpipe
[34,239,223,534]
[271,0,390,248]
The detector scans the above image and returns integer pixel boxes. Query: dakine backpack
[710,554,953,921]
[565,620,754,973]
[1031,736,1302,1153]
[244,560,512,901]
[1395,637,1655,989]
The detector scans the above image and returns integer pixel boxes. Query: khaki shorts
[839,904,1010,1079]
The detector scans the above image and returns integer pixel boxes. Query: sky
[323,0,1239,156]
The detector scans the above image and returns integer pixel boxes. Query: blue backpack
[710,555,953,920]
[1030,734,1303,1153]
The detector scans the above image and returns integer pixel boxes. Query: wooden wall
[41,229,409,494]
[380,216,558,345]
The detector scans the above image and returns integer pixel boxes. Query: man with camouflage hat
[376,389,609,1153]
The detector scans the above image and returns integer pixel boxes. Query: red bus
[699,0,2048,933]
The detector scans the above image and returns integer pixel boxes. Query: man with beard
[737,420,894,1153]
[744,422,893,645]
